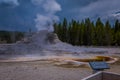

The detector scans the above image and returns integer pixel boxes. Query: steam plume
[32,0,61,31]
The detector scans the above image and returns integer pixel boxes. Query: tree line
[0,31,24,43]
[54,18,120,46]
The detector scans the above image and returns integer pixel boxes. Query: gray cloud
[0,0,61,31]
[31,0,44,5]
[0,0,119,31]
[57,0,120,22]
[78,0,120,21]
[0,0,19,6]
[0,0,37,31]
[57,0,99,21]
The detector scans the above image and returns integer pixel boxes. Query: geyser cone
[0,30,68,57]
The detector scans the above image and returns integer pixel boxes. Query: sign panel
[89,61,110,70]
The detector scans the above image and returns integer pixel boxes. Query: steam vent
[0,30,62,55]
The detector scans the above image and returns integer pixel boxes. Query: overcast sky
[0,0,120,31]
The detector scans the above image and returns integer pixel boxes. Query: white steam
[0,0,19,6]
[35,14,59,31]
[32,0,61,31]
[43,0,61,13]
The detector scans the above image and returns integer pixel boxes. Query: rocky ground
[0,58,120,80]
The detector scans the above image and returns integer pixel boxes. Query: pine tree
[79,20,84,45]
[95,18,105,46]
[115,31,120,46]
[62,18,68,42]
[114,20,120,32]
[104,20,113,45]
